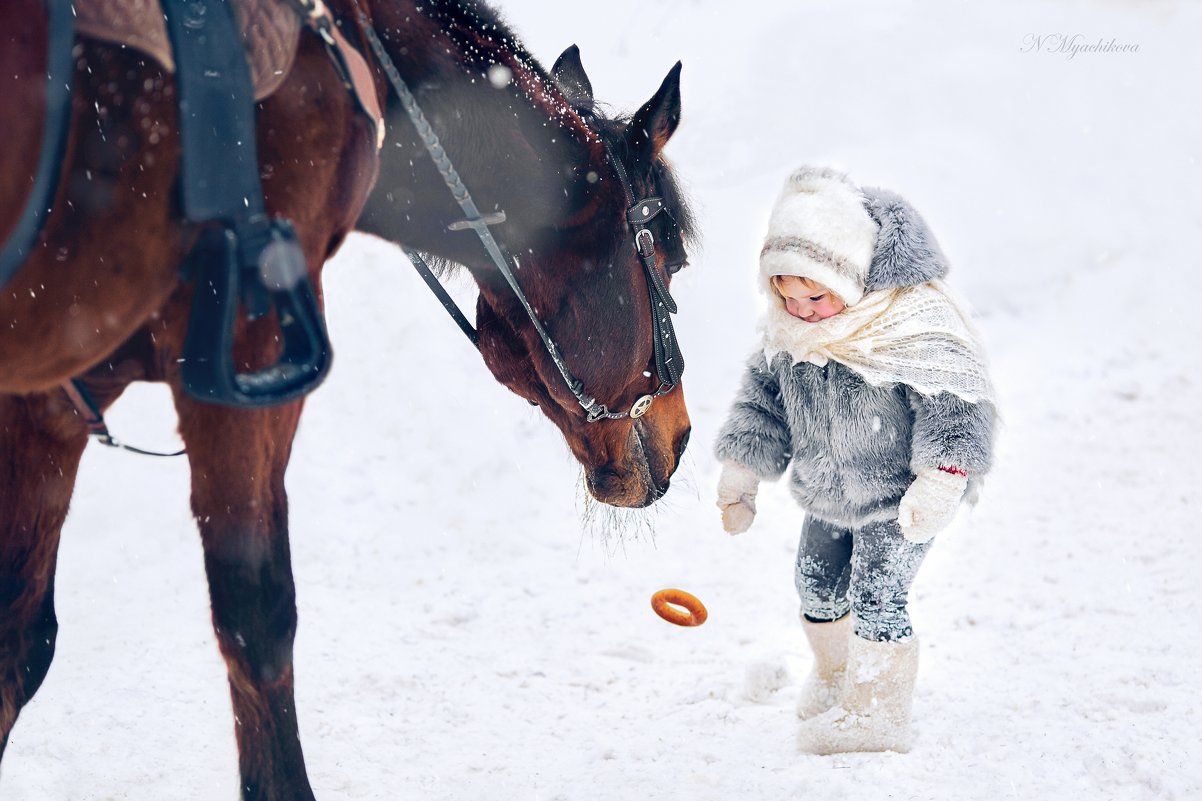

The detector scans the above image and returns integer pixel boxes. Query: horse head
[356,4,695,508]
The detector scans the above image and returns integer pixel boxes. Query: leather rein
[345,1,686,423]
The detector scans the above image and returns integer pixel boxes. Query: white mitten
[716,462,760,535]
[897,467,968,543]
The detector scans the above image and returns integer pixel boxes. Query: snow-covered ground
[5,1,1201,799]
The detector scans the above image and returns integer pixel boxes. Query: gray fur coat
[715,187,996,529]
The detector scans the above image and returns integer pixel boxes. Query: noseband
[354,8,685,423]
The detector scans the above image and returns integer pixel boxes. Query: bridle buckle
[635,228,655,259]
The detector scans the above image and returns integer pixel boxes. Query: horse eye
[528,399,539,407]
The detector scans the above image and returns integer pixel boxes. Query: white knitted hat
[759,166,879,307]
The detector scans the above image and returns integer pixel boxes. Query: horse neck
[354,0,609,292]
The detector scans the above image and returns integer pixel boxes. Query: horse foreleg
[172,393,315,801]
[0,392,89,756]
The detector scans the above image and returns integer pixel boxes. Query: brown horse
[0,0,693,797]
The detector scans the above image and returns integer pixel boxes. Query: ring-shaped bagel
[651,588,708,627]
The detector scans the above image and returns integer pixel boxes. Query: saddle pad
[75,0,301,102]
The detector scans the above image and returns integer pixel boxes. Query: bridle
[31,0,685,460]
[348,3,686,423]
[604,142,686,419]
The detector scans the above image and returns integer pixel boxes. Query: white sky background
[4,2,1200,799]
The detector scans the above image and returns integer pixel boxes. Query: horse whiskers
[670,447,702,501]
[576,474,659,557]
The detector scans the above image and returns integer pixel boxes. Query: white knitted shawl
[760,279,995,405]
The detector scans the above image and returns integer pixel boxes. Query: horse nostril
[589,466,623,496]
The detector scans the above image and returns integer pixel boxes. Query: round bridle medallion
[629,394,654,419]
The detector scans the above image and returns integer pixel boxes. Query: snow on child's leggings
[794,516,932,641]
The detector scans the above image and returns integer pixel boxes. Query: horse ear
[628,62,682,165]
[551,44,594,108]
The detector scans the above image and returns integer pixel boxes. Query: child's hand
[721,502,756,535]
[898,467,968,543]
[716,463,760,535]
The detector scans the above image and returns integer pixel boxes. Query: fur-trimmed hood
[758,166,878,307]
[758,169,951,307]
[861,186,949,292]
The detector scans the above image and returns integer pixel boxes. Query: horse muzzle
[584,418,689,508]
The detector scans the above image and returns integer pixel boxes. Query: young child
[714,166,996,754]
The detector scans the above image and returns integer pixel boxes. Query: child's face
[774,276,846,322]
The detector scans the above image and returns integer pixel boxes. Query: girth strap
[61,379,186,457]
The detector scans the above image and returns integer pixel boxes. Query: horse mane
[406,0,697,273]
[416,0,600,146]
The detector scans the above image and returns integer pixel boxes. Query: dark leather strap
[607,145,685,394]
[162,0,264,225]
[626,197,666,225]
[164,0,332,408]
[0,0,76,291]
[284,0,385,149]
[61,379,186,457]
[403,247,479,347]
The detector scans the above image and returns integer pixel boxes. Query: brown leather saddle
[75,0,301,101]
[5,0,382,410]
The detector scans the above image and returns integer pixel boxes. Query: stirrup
[181,220,331,407]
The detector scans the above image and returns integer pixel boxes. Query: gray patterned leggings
[794,516,932,641]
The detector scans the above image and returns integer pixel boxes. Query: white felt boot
[796,615,852,720]
[797,635,919,755]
